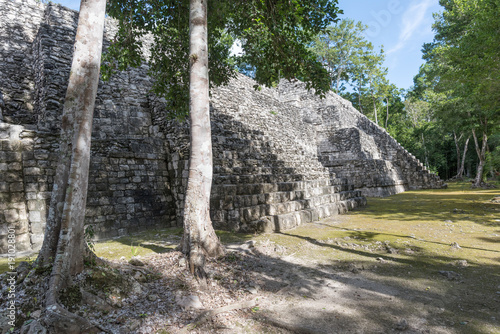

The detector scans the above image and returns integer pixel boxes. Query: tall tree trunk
[370,85,378,125]
[36,0,106,331]
[385,97,389,128]
[458,136,470,178]
[372,96,378,125]
[357,82,363,113]
[471,128,488,187]
[453,131,463,177]
[421,133,429,168]
[181,0,224,280]
[454,134,469,179]
[335,69,342,92]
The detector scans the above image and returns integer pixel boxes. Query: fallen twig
[180,297,260,333]
[254,314,328,334]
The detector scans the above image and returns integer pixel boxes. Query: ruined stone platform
[0,0,443,254]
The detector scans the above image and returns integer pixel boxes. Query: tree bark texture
[453,131,462,177]
[459,136,470,178]
[182,0,224,280]
[421,133,429,168]
[472,128,488,187]
[385,97,389,129]
[371,92,378,125]
[357,82,363,113]
[369,78,378,125]
[453,132,469,179]
[37,0,106,319]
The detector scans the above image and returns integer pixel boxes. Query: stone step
[213,173,306,184]
[212,179,346,196]
[225,189,363,223]
[212,185,361,212]
[214,157,328,167]
[212,191,366,232]
[217,166,298,175]
[253,196,367,232]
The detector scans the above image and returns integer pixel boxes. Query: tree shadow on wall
[170,108,331,231]
[0,22,41,125]
[80,102,499,332]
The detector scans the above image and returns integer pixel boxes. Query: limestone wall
[278,80,445,197]
[165,75,366,233]
[0,0,176,254]
[0,0,442,255]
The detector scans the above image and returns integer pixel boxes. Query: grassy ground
[2,181,499,333]
[87,181,498,333]
[2,181,498,271]
[253,181,500,334]
[260,181,499,268]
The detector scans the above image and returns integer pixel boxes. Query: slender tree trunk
[335,69,342,92]
[457,136,469,178]
[421,133,429,168]
[461,137,470,174]
[36,0,106,331]
[357,82,363,113]
[371,91,378,125]
[453,131,462,176]
[385,97,389,128]
[368,78,378,125]
[471,128,488,187]
[181,0,224,280]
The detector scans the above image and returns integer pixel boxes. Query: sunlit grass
[92,227,254,262]
[250,181,499,334]
[92,227,184,261]
[1,182,498,333]
[256,181,499,266]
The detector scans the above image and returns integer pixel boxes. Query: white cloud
[387,0,434,54]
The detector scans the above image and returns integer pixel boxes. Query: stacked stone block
[278,80,445,197]
[0,0,442,254]
[0,125,30,251]
[0,0,176,253]
[165,75,367,233]
[0,0,46,126]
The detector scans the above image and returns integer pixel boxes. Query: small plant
[130,243,140,257]
[84,225,96,253]
[225,253,239,262]
[270,110,277,115]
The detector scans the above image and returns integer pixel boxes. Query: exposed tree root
[253,314,327,334]
[39,303,100,334]
[180,297,259,333]
[470,181,498,189]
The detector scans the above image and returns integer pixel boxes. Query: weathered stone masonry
[1,0,175,254]
[0,0,444,254]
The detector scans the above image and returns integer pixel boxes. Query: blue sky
[54,0,442,90]
[337,0,442,90]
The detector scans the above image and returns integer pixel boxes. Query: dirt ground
[2,182,499,333]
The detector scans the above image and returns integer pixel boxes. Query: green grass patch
[0,255,36,274]
[92,227,184,261]
[249,181,499,334]
[0,258,10,273]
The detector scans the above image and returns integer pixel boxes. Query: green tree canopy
[103,0,342,118]
[420,0,500,185]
